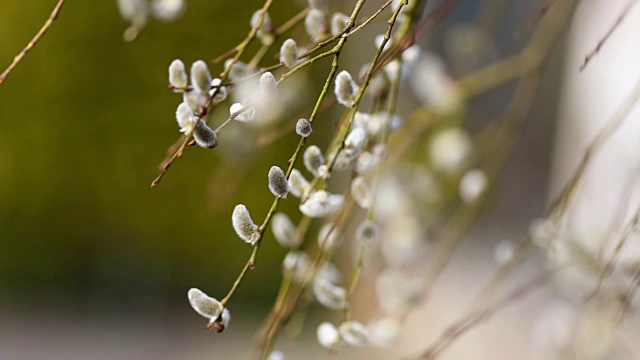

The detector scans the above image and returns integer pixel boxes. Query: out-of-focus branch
[0,0,66,86]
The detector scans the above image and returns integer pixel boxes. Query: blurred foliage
[0,0,311,310]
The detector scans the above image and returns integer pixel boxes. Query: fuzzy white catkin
[334,70,358,108]
[259,72,278,99]
[232,204,259,244]
[209,78,227,103]
[317,165,330,179]
[332,150,352,172]
[317,322,341,349]
[331,12,349,36]
[356,151,379,175]
[251,10,274,45]
[308,0,328,13]
[271,213,299,248]
[368,317,400,347]
[288,169,310,198]
[339,321,370,347]
[299,190,344,218]
[250,9,271,31]
[356,219,378,244]
[493,240,515,266]
[351,176,373,209]
[117,0,149,25]
[183,90,207,113]
[345,127,367,155]
[217,308,231,332]
[303,145,325,176]
[429,127,472,173]
[230,103,255,122]
[267,351,285,360]
[279,39,298,69]
[318,223,340,250]
[176,102,197,133]
[458,168,488,203]
[193,120,218,148]
[282,250,310,283]
[224,59,248,81]
[151,0,185,21]
[313,277,347,309]
[305,9,326,40]
[187,288,223,321]
[168,59,188,89]
[268,166,289,198]
[190,60,212,93]
[295,118,312,137]
[374,34,391,52]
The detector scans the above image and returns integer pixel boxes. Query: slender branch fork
[0,0,66,86]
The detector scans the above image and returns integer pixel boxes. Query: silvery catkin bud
[188,288,223,323]
[339,321,370,347]
[151,0,186,21]
[176,102,197,133]
[232,204,259,244]
[345,127,367,155]
[183,90,208,113]
[190,60,212,93]
[209,78,227,103]
[279,39,298,69]
[169,59,188,89]
[288,169,310,198]
[230,103,255,122]
[305,9,327,40]
[268,166,289,198]
[251,10,274,46]
[303,145,325,176]
[308,0,328,14]
[295,118,312,137]
[331,12,349,36]
[259,72,278,99]
[334,70,358,108]
[356,219,379,244]
[224,59,249,81]
[193,120,218,148]
[271,213,299,248]
[313,277,347,309]
[351,176,372,209]
[317,322,341,349]
[299,190,344,218]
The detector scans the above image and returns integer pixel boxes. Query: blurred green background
[0,0,312,316]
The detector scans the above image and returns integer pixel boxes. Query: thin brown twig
[513,0,557,39]
[579,0,637,72]
[419,268,561,359]
[0,0,66,85]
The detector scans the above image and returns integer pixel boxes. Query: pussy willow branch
[152,0,400,187]
[383,0,572,348]
[325,0,408,172]
[259,0,425,353]
[587,203,640,300]
[247,8,310,69]
[343,54,404,323]
[579,0,637,72]
[436,49,640,360]
[0,0,66,86]
[418,267,562,360]
[216,0,370,315]
[258,199,356,359]
[151,0,275,187]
